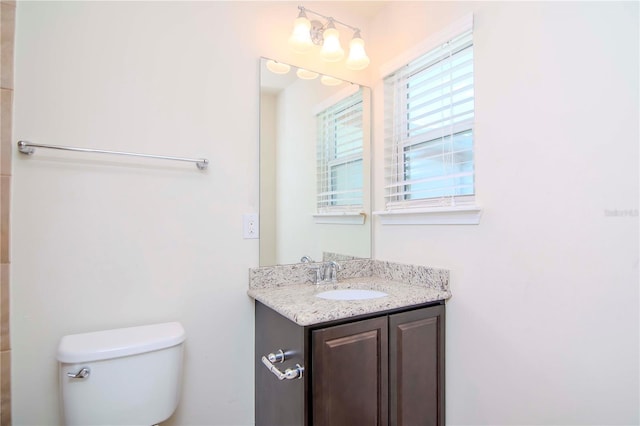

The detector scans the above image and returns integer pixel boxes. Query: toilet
[57,322,186,426]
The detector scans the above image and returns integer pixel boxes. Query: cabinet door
[312,316,389,426]
[389,305,445,426]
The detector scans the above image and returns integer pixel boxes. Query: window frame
[374,14,481,225]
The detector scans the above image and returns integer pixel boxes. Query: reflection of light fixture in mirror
[345,31,370,70]
[288,8,314,53]
[288,6,369,70]
[320,75,343,86]
[296,68,319,80]
[266,60,291,75]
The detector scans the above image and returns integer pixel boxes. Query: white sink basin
[315,289,388,301]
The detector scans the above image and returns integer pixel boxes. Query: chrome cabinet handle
[67,367,90,379]
[261,356,304,380]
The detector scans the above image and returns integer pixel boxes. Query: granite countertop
[248,277,451,326]
[247,259,451,326]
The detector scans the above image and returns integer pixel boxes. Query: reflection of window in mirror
[316,89,364,214]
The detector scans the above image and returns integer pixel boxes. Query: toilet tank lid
[57,322,186,363]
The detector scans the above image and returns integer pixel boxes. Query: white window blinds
[316,91,364,212]
[383,27,474,210]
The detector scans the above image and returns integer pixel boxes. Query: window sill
[372,206,482,225]
[313,212,367,225]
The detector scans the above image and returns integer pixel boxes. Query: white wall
[369,2,639,425]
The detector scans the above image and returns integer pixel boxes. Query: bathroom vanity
[249,259,450,426]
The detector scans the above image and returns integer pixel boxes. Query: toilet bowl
[57,322,186,426]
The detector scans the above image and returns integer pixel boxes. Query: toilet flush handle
[67,367,90,379]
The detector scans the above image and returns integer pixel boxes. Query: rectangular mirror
[259,57,372,266]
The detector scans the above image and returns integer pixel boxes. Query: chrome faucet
[327,261,341,283]
[300,255,314,263]
[307,261,341,285]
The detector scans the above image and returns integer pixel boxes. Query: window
[379,18,480,225]
[316,90,364,213]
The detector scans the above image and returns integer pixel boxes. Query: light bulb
[296,68,319,80]
[346,34,370,70]
[288,12,313,53]
[320,22,344,62]
[266,60,291,75]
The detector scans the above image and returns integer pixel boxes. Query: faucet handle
[328,261,341,282]
[307,264,324,284]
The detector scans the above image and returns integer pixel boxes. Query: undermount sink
[315,289,388,301]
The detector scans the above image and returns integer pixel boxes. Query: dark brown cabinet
[255,301,445,426]
[389,306,445,426]
[312,316,389,426]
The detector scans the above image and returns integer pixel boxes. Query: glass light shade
[266,60,291,75]
[296,68,319,80]
[288,16,313,53]
[320,75,343,86]
[346,36,370,70]
[320,27,344,62]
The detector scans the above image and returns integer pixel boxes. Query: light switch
[243,213,259,239]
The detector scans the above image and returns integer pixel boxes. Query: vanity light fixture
[288,8,314,53]
[288,6,370,71]
[319,19,344,62]
[346,30,370,70]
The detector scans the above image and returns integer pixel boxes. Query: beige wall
[0,1,13,424]
[370,2,639,425]
[11,2,372,424]
[274,77,320,263]
[259,91,277,266]
[9,1,640,425]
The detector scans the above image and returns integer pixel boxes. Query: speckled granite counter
[248,260,451,326]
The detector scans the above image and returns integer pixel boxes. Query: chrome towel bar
[17,140,209,170]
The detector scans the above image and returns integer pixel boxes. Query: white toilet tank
[57,322,186,426]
